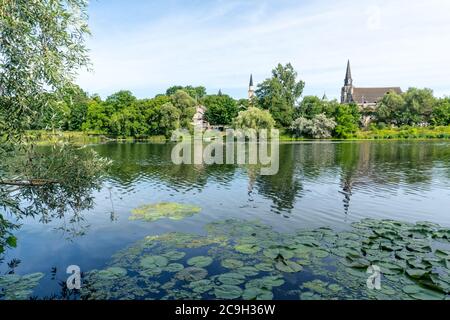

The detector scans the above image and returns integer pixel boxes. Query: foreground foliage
[73,218,450,300]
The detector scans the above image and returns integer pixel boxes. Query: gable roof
[352,87,402,104]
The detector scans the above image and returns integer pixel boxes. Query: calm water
[1,141,450,299]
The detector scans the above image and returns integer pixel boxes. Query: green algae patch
[130,202,201,222]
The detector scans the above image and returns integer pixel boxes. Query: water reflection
[95,141,450,219]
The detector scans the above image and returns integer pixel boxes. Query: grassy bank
[25,130,167,145]
[26,126,450,145]
[353,126,450,140]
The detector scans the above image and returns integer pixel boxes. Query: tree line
[25,64,450,139]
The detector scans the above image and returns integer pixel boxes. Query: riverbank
[26,126,450,145]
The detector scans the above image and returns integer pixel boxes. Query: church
[341,60,402,108]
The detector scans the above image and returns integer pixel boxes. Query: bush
[233,107,276,130]
[290,114,336,139]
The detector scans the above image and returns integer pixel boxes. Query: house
[192,105,209,130]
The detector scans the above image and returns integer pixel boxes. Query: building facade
[341,60,402,108]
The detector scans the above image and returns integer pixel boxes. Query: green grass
[26,130,168,145]
[353,126,450,140]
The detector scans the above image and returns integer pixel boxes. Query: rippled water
[1,141,450,299]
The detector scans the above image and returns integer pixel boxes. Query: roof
[249,74,253,87]
[352,87,402,104]
[345,60,352,83]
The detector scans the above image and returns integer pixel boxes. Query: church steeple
[248,74,255,99]
[344,60,352,86]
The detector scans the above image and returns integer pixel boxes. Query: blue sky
[76,0,450,100]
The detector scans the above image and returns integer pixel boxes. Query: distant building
[248,74,255,100]
[192,105,209,130]
[341,60,402,108]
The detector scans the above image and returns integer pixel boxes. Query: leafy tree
[0,0,90,139]
[171,90,197,128]
[334,104,360,138]
[401,88,436,125]
[376,91,405,125]
[82,99,110,133]
[105,90,137,112]
[256,63,305,127]
[290,114,336,139]
[203,94,238,125]
[296,96,326,119]
[431,98,450,126]
[109,106,147,137]
[153,103,181,137]
[0,0,109,255]
[233,107,275,130]
[166,86,206,99]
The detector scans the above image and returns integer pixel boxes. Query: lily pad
[189,280,214,293]
[130,202,201,222]
[98,267,128,279]
[214,285,243,299]
[221,259,244,269]
[275,260,303,273]
[140,255,169,269]
[235,244,261,254]
[164,263,184,273]
[162,251,186,261]
[242,287,274,300]
[175,267,208,282]
[218,273,246,285]
[187,256,213,268]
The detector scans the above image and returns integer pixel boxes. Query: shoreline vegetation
[18,64,448,144]
[27,126,450,146]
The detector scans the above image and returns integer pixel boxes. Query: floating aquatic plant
[130,202,201,222]
[214,285,243,299]
[0,273,44,300]
[78,218,450,300]
[187,256,213,268]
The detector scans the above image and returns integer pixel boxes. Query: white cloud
[77,0,450,99]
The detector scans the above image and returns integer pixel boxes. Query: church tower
[248,74,255,100]
[341,60,354,103]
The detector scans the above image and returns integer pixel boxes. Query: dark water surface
[1,141,450,299]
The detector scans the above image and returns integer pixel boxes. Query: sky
[76,0,450,100]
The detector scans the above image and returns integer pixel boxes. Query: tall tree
[202,94,238,125]
[0,0,90,139]
[256,63,305,127]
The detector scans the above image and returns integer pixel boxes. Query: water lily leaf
[406,269,429,279]
[255,263,275,272]
[236,266,260,277]
[175,267,208,282]
[218,273,246,285]
[214,285,243,299]
[140,255,169,269]
[187,256,213,268]
[275,260,302,273]
[130,202,201,222]
[221,259,244,269]
[189,279,213,293]
[311,249,329,258]
[263,248,294,260]
[98,267,127,279]
[165,263,184,273]
[162,251,186,261]
[242,287,273,300]
[403,284,422,294]
[235,244,261,254]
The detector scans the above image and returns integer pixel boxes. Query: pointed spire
[345,60,352,86]
[249,74,254,87]
[322,92,328,100]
